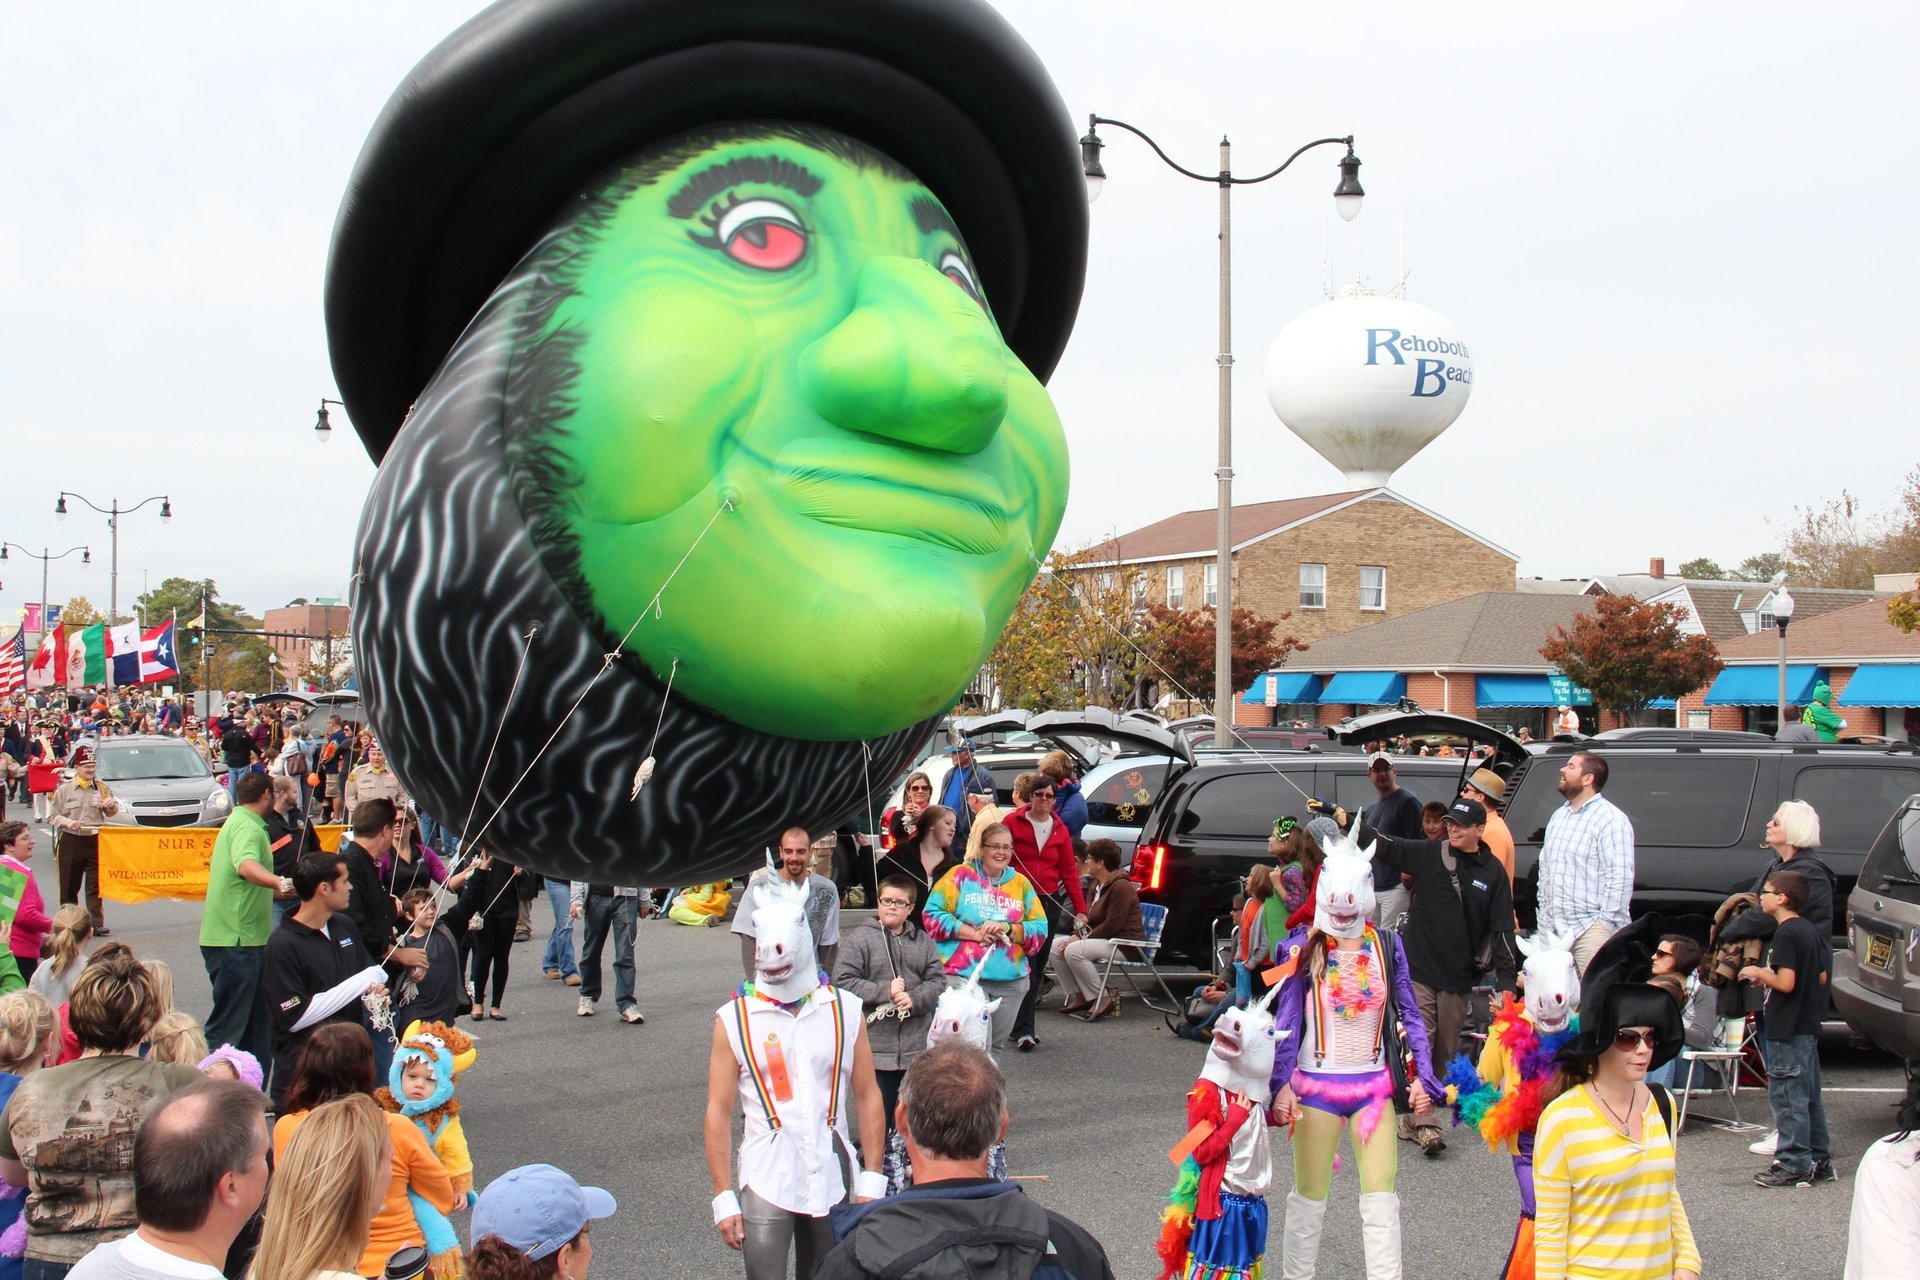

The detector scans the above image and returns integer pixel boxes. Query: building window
[1167,565,1185,609]
[1204,563,1218,608]
[1098,571,1113,591]
[1299,563,1326,610]
[1360,566,1386,610]
[1131,575,1147,607]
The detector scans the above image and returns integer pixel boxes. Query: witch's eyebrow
[910,195,961,242]
[667,155,824,219]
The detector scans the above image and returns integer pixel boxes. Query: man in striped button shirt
[1537,752,1635,975]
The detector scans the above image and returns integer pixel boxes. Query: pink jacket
[2,857,50,961]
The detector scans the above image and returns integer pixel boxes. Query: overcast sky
[3,1,1913,629]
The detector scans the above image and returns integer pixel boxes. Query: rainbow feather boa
[1153,1157,1203,1280]
[1444,995,1578,1149]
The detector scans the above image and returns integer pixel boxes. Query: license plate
[1865,932,1895,972]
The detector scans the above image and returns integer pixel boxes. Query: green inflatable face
[505,124,1068,742]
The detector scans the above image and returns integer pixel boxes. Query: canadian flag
[25,630,63,689]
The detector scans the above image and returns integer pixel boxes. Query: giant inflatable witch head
[325,0,1087,883]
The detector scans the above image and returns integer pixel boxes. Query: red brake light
[1131,844,1167,892]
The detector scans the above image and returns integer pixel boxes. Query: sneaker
[1014,1034,1037,1053]
[577,997,595,1017]
[564,974,583,987]
[619,1007,645,1025]
[1415,1127,1447,1158]
[1753,1163,1812,1189]
[1813,1160,1838,1183]
[543,969,562,981]
[1748,1130,1779,1156]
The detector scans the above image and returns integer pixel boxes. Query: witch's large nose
[800,257,1009,454]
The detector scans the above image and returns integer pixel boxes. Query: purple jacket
[1268,926,1443,1100]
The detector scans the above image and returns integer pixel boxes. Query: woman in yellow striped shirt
[1534,919,1701,1280]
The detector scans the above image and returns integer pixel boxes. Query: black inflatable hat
[325,0,1090,462]
[1556,914,1698,1070]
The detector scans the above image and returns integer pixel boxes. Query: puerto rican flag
[139,620,179,684]
[0,630,23,696]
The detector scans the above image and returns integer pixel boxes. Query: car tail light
[880,830,896,852]
[1131,844,1167,891]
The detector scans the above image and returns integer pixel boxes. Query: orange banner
[98,824,346,904]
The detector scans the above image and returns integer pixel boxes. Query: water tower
[1264,288,1474,487]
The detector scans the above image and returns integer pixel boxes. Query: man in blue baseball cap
[939,740,996,852]
[471,1164,617,1276]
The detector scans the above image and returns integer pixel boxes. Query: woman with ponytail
[26,910,91,1008]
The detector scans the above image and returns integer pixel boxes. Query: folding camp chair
[1675,1015,1764,1133]
[1088,902,1189,1017]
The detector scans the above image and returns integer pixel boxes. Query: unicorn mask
[1198,981,1288,1105]
[927,951,999,1052]
[751,869,821,1004]
[1312,830,1378,939]
[1516,929,1580,1033]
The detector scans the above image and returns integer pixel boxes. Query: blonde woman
[27,908,92,1007]
[145,1011,209,1067]
[0,991,55,1280]
[251,1093,391,1280]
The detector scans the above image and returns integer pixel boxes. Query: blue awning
[1241,672,1323,705]
[1702,665,1824,707]
[1646,696,1677,710]
[1319,672,1407,705]
[1476,675,1557,707]
[1837,665,1920,708]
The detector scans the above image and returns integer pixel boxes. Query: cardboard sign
[99,824,346,903]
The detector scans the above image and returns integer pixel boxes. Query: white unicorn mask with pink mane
[750,864,821,1005]
[1516,928,1580,1033]
[1312,829,1378,940]
[926,951,998,1052]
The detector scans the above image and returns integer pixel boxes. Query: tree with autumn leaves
[1540,595,1723,726]
[1142,604,1303,707]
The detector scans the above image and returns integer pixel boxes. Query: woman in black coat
[458,849,530,1021]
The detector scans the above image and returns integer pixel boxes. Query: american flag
[0,630,24,696]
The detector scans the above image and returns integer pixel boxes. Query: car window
[985,763,1030,807]
[1856,801,1920,899]
[1791,765,1920,852]
[97,743,213,783]
[1325,768,1456,814]
[1179,771,1316,838]
[1085,762,1169,828]
[1507,755,1759,847]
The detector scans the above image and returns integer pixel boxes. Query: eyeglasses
[1030,790,1056,800]
[983,842,1014,853]
[1759,888,1782,898]
[877,897,914,908]
[1611,1028,1658,1051]
[1653,947,1676,959]
[906,785,931,794]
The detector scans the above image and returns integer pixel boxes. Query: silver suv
[1833,795,1920,1063]
[88,736,234,829]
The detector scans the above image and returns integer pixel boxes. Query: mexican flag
[66,623,106,687]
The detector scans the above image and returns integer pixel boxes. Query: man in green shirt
[199,772,289,1068]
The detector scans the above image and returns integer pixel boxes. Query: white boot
[1281,1190,1328,1280]
[1358,1192,1402,1280]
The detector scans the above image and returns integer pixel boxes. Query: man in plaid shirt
[1537,751,1635,975]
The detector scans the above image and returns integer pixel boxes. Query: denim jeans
[1765,1034,1830,1174]
[23,1257,72,1280]
[579,894,638,1010]
[543,878,579,978]
[200,944,271,1066]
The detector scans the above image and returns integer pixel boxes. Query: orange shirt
[1236,898,1260,963]
[274,1105,457,1277]
[1484,810,1515,886]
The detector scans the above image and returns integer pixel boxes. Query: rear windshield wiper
[1878,873,1920,887]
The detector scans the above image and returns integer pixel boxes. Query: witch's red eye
[714,198,807,272]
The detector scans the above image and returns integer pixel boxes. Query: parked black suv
[1128,712,1507,963]
[1131,707,1920,963]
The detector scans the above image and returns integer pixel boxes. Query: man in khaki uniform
[48,745,119,932]
[344,740,406,812]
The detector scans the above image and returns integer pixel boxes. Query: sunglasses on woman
[1612,1028,1658,1051]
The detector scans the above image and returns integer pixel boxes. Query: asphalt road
[13,816,1887,1279]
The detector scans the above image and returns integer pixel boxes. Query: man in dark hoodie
[818,1039,1114,1279]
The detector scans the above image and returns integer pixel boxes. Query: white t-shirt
[67,1232,226,1280]
[1846,1131,1920,1279]
[1028,814,1054,852]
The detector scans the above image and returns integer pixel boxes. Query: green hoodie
[1801,680,1846,742]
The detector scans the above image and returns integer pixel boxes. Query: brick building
[261,601,351,685]
[1082,488,1516,647]
[1235,591,1616,737]
[1688,597,1916,740]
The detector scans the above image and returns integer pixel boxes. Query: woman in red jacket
[1001,771,1087,1052]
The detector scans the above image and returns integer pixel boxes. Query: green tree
[983,541,1151,712]
[131,579,274,695]
[1891,589,1920,634]
[1734,552,1789,582]
[1675,558,1725,581]
[1540,595,1723,726]
[1144,605,1303,710]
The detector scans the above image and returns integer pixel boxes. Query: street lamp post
[1081,115,1362,748]
[0,542,91,648]
[54,492,172,634]
[1774,585,1796,732]
[314,398,346,445]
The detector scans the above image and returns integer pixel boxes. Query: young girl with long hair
[26,907,91,1007]
[251,1094,390,1280]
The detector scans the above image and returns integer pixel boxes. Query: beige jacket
[51,778,119,836]
[345,764,406,812]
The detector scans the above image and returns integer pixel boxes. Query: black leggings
[469,915,516,1009]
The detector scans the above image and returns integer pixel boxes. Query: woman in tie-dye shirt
[922,822,1047,1054]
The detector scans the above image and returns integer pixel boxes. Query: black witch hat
[1555,914,1709,1070]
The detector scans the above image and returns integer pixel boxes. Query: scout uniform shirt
[345,762,405,812]
[50,776,117,834]
[719,983,863,1216]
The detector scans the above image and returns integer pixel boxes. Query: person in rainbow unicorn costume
[1442,930,1581,1280]
[1267,831,1441,1280]
[1155,981,1289,1280]
[375,1019,480,1279]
